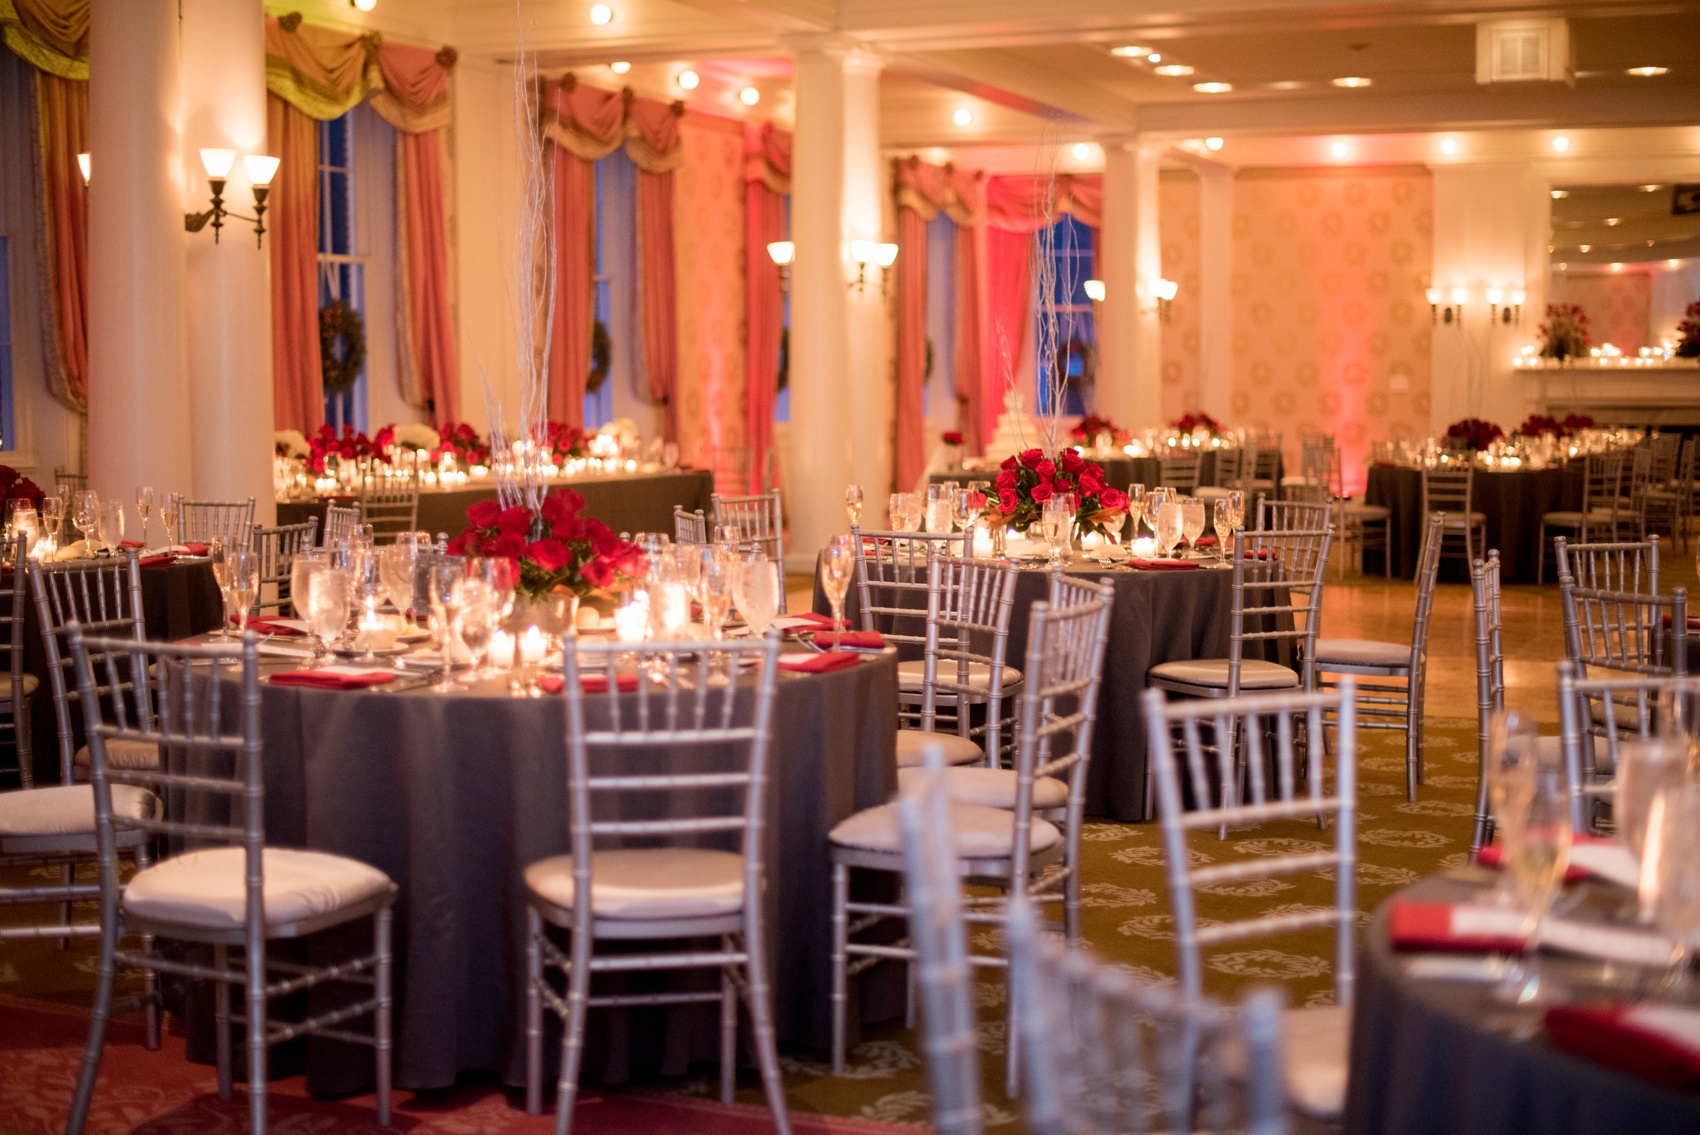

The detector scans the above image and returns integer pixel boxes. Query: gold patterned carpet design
[0,717,1485,1131]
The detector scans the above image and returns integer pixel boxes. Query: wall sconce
[77,152,90,185]
[1426,286,1468,324]
[1147,277,1177,321]
[1083,279,1105,302]
[849,240,899,295]
[766,240,794,293]
[1484,288,1525,325]
[185,148,279,249]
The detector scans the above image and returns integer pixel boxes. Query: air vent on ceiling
[1475,18,1572,85]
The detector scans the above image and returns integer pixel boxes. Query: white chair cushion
[1278,474,1311,487]
[74,737,161,770]
[1283,1004,1351,1119]
[1431,512,1486,526]
[1342,503,1390,520]
[1542,510,1615,526]
[894,729,984,768]
[124,846,392,930]
[896,765,1069,810]
[1196,486,1234,500]
[524,847,745,920]
[1148,658,1300,690]
[829,801,1060,858]
[896,659,1022,691]
[1312,638,1410,668]
[0,784,157,836]
[0,673,40,700]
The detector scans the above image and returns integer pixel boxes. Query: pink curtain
[267,93,323,434]
[955,226,985,454]
[743,123,790,492]
[984,226,1031,427]
[894,206,929,487]
[985,173,1101,231]
[628,97,681,442]
[548,147,595,426]
[36,72,87,412]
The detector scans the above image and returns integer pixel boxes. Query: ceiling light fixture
[350,0,376,11]
[1109,45,1153,58]
[676,69,699,90]
[1193,81,1232,94]
[1552,135,1570,152]
[1205,136,1224,151]
[589,3,613,25]
[1147,53,1161,63]
[1330,140,1350,159]
[1332,76,1372,88]
[739,86,760,105]
[1551,189,1569,199]
[1579,244,1591,252]
[609,61,631,74]
[1640,183,1664,192]
[1439,137,1457,155]
[1605,217,1621,226]
[1072,142,1091,160]
[953,107,974,126]
[1627,66,1669,77]
[1154,64,1194,77]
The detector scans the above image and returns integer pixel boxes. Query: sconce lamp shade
[1083,279,1106,302]
[1425,287,1442,305]
[1484,287,1504,306]
[1510,288,1527,306]
[199,148,237,179]
[1449,287,1469,305]
[243,154,281,187]
[848,239,876,265]
[1153,278,1178,302]
[874,242,899,268]
[766,240,795,266]
[77,153,90,184]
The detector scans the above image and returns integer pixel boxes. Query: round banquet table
[932,450,1229,494]
[815,553,1243,821]
[1363,463,1584,584]
[178,645,900,1095]
[1345,874,1700,1135]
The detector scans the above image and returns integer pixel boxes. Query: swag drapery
[743,122,789,493]
[541,75,683,433]
[264,14,460,433]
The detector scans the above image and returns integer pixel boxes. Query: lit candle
[615,592,650,644]
[1133,536,1157,557]
[519,625,547,664]
[488,629,516,668]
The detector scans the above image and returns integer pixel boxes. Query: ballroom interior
[6,3,1700,1135]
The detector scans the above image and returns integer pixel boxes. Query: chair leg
[374,903,393,1126]
[65,889,119,1135]
[741,927,793,1135]
[215,944,233,1099]
[719,939,737,1104]
[246,935,268,1135]
[830,862,850,1074]
[1405,691,1419,802]
[133,845,160,1051]
[525,906,544,1115]
[1537,523,1546,584]
[551,929,592,1135]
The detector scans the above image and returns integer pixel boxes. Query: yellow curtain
[0,0,87,79]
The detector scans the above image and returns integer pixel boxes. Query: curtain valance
[983,172,1101,232]
[743,122,791,195]
[266,14,455,132]
[542,75,684,173]
[893,156,983,227]
[0,0,86,80]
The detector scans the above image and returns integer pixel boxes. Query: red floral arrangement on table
[307,424,374,473]
[982,448,1129,538]
[1518,413,1598,438]
[1071,414,1130,446]
[941,431,964,446]
[447,488,642,601]
[1538,304,1591,361]
[1676,301,1700,358]
[1171,412,1223,436]
[0,466,45,513]
[541,421,588,462]
[1444,417,1505,451]
[431,422,491,468]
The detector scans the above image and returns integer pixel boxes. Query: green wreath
[587,320,612,394]
[319,300,366,394]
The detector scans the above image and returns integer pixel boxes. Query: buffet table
[277,469,715,543]
[1363,464,1584,583]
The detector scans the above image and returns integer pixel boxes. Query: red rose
[490,532,525,558]
[1035,459,1055,480]
[446,532,471,556]
[466,499,502,528]
[994,469,1017,492]
[1100,488,1128,511]
[497,507,531,536]
[0,466,18,492]
[1079,465,1106,494]
[544,489,585,521]
[525,538,570,572]
[1031,482,1053,504]
[1060,449,1085,474]
[999,488,1018,512]
[581,557,614,588]
[552,515,589,542]
[1000,456,1018,472]
[1019,449,1044,469]
[942,431,963,445]
[587,522,620,557]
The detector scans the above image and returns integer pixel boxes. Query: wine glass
[1214,499,1234,560]
[1144,488,1170,540]
[307,566,351,666]
[1497,743,1573,1004]
[734,559,779,639]
[13,508,37,560]
[39,497,62,555]
[1181,497,1206,555]
[1041,497,1071,567]
[379,544,420,619]
[1156,501,1183,558]
[135,486,154,546]
[158,493,181,546]
[209,537,231,638]
[1226,490,1246,531]
[1647,782,1700,990]
[822,534,856,634]
[426,562,464,691]
[226,547,260,637]
[698,547,734,642]
[466,556,518,626]
[73,490,99,544]
[351,523,376,551]
[845,484,864,528]
[454,577,499,679]
[290,549,327,665]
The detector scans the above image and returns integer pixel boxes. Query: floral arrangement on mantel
[1538,304,1591,362]
[433,422,491,467]
[307,423,375,472]
[1517,413,1597,438]
[275,429,310,459]
[374,423,441,454]
[1676,301,1700,358]
[1071,414,1130,447]
[447,488,642,602]
[541,421,588,463]
[0,466,45,514]
[1170,411,1224,437]
[983,447,1129,539]
[1444,417,1505,451]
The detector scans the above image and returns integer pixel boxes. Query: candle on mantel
[519,625,547,664]
[489,629,516,668]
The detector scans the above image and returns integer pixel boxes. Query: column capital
[779,31,874,61]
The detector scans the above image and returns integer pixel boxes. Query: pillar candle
[489,630,515,668]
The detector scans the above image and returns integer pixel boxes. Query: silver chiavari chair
[1160,450,1202,495]
[1470,551,1505,855]
[64,629,396,1135]
[1007,895,1288,1135]
[1555,665,1688,835]
[1422,467,1485,575]
[1556,536,1686,685]
[672,505,708,544]
[249,518,319,615]
[360,469,420,544]
[0,533,36,786]
[1537,452,1622,583]
[178,497,256,547]
[914,553,1022,770]
[524,634,790,1135]
[711,489,785,611]
[1145,681,1357,1124]
[830,590,1112,1091]
[55,465,88,501]
[1195,446,1244,505]
[322,502,359,548]
[1315,512,1444,800]
[1146,524,1332,819]
[1258,498,1332,532]
[31,552,152,778]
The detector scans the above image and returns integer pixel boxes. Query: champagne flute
[226,547,260,637]
[698,547,734,643]
[209,537,231,638]
[74,490,99,544]
[822,534,856,635]
[158,493,181,546]
[1181,497,1206,555]
[427,562,464,691]
[135,486,154,546]
[1226,490,1246,531]
[307,566,351,666]
[846,484,864,528]
[1214,499,1234,560]
[39,496,62,554]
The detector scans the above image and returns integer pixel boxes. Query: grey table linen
[1363,464,1583,583]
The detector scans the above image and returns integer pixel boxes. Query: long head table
[277,469,715,543]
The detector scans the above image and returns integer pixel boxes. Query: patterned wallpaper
[1553,271,1652,353]
[674,112,748,466]
[1158,173,1202,424]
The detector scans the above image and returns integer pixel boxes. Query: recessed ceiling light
[1552,135,1570,152]
[1154,64,1194,77]
[589,3,613,25]
[1330,140,1350,159]
[1332,76,1372,88]
[1268,80,1305,90]
[1612,262,1624,271]
[1205,136,1224,151]
[953,107,974,126]
[1640,183,1664,192]
[1579,244,1591,252]
[1605,217,1621,226]
[676,69,699,90]
[1439,137,1457,155]
[1551,189,1569,199]
[1147,53,1162,63]
[350,0,377,10]
[1193,82,1232,94]
[609,61,631,74]
[1072,142,1092,160]
[1670,259,1682,268]
[1628,66,1669,76]
[739,86,760,105]
[1110,45,1153,58]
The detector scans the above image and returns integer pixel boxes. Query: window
[0,236,14,451]
[1035,215,1093,418]
[318,113,366,430]
[773,196,793,423]
[585,155,616,428]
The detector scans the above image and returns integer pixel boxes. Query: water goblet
[290,550,327,665]
[1155,501,1183,558]
[845,484,864,528]
[307,567,351,665]
[454,577,500,679]
[822,534,856,634]
[1041,497,1072,567]
[98,501,124,548]
[734,559,779,639]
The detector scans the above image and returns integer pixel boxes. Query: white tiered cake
[986,390,1043,459]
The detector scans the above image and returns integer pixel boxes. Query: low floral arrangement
[432,422,490,467]
[374,423,441,453]
[941,430,964,447]
[274,429,310,459]
[0,466,45,514]
[599,417,640,452]
[1518,413,1597,439]
[1445,417,1505,451]
[982,448,1129,538]
[447,488,642,601]
[1171,412,1223,436]
[542,421,587,462]
[1071,414,1129,447]
[308,424,375,473]
[1538,304,1591,361]
[1677,301,1700,359]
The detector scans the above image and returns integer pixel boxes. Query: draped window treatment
[743,122,789,493]
[541,76,683,430]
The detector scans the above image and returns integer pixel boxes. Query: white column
[181,0,275,525]
[1196,164,1235,423]
[842,49,892,503]
[784,39,852,567]
[87,0,192,507]
[1098,139,1162,429]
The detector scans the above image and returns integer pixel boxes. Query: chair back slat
[322,503,360,549]
[1556,536,1686,678]
[921,555,1017,751]
[1555,665,1695,833]
[851,529,966,657]
[711,490,784,612]
[249,519,319,615]
[360,469,421,544]
[1226,526,1332,694]
[1160,452,1201,494]
[0,534,30,786]
[673,506,708,544]
[31,554,146,783]
[1258,499,1331,531]
[178,498,256,547]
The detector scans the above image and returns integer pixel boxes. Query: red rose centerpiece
[431,422,492,469]
[1071,414,1129,448]
[982,447,1129,540]
[0,466,45,514]
[448,488,641,605]
[307,424,375,474]
[1444,417,1505,452]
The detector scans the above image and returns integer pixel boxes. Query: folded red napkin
[1477,832,1611,884]
[1194,535,1219,547]
[795,612,841,629]
[537,673,640,694]
[811,629,884,649]
[137,555,175,569]
[1130,559,1202,571]
[778,650,862,674]
[1545,1004,1700,1091]
[183,542,209,556]
[235,616,305,637]
[267,669,395,690]
[1387,900,1529,954]
[119,540,145,550]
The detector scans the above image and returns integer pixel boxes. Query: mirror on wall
[1549,183,1700,354]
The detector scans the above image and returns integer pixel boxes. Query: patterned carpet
[0,716,1486,1131]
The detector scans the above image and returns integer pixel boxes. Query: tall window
[318,113,367,430]
[1035,215,1093,418]
[0,236,14,451]
[585,156,615,427]
[773,196,793,423]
